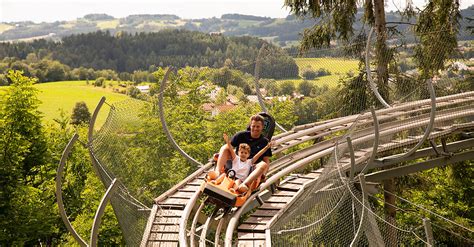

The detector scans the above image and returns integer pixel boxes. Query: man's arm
[224,133,236,160]
[252,140,274,164]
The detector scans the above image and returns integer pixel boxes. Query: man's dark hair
[250,114,265,124]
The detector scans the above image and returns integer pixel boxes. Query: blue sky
[1,0,473,23]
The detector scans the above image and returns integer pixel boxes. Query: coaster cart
[200,112,276,210]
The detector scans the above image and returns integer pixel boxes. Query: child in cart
[209,133,273,193]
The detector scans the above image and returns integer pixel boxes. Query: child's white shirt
[232,155,252,180]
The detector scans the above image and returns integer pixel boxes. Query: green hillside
[1,7,472,45]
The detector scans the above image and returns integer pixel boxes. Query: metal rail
[361,107,379,174]
[145,91,474,246]
[223,94,474,246]
[350,174,367,247]
[56,134,88,247]
[179,188,203,246]
[88,96,106,143]
[381,79,436,162]
[158,67,204,167]
[254,43,287,132]
[90,178,119,247]
[365,27,391,108]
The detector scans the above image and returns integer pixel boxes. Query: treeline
[0,30,298,79]
[0,56,161,85]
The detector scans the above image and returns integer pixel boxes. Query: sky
[1,0,473,23]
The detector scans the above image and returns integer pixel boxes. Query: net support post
[423,218,434,247]
[254,43,287,132]
[88,96,106,143]
[56,133,88,247]
[158,67,203,167]
[362,107,380,174]
[365,27,391,108]
[347,136,356,180]
[350,173,367,247]
[90,178,119,247]
[381,79,436,163]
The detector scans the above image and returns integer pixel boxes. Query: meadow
[3,81,129,128]
[280,57,360,89]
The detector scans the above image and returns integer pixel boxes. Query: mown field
[2,81,129,128]
[35,81,129,128]
[280,57,360,89]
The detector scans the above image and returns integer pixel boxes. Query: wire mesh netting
[89,99,154,246]
[265,27,473,246]
[79,22,473,246]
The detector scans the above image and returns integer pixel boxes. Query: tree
[0,70,49,244]
[294,97,320,124]
[71,101,91,125]
[284,3,462,243]
[278,80,295,95]
[414,0,461,79]
[283,0,461,103]
[284,0,390,100]
[215,87,228,105]
[94,77,106,87]
[301,66,318,80]
[297,80,314,96]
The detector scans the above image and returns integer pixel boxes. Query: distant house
[136,85,150,93]
[207,87,221,101]
[209,32,222,36]
[227,95,239,105]
[246,95,259,103]
[292,92,305,100]
[203,99,238,117]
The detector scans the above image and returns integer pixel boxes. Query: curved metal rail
[142,90,474,246]
[88,96,106,143]
[158,67,204,168]
[365,27,391,108]
[380,79,436,162]
[254,43,287,132]
[56,133,88,247]
[222,92,474,246]
[90,178,119,247]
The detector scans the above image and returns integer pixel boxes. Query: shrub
[94,77,105,87]
[127,86,141,98]
[301,67,318,80]
[301,66,332,80]
[316,68,331,77]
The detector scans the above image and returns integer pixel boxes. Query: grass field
[289,57,360,88]
[1,81,129,129]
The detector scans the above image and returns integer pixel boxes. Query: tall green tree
[414,0,461,79]
[283,1,462,245]
[283,0,461,103]
[71,101,92,125]
[283,0,391,101]
[0,70,51,244]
